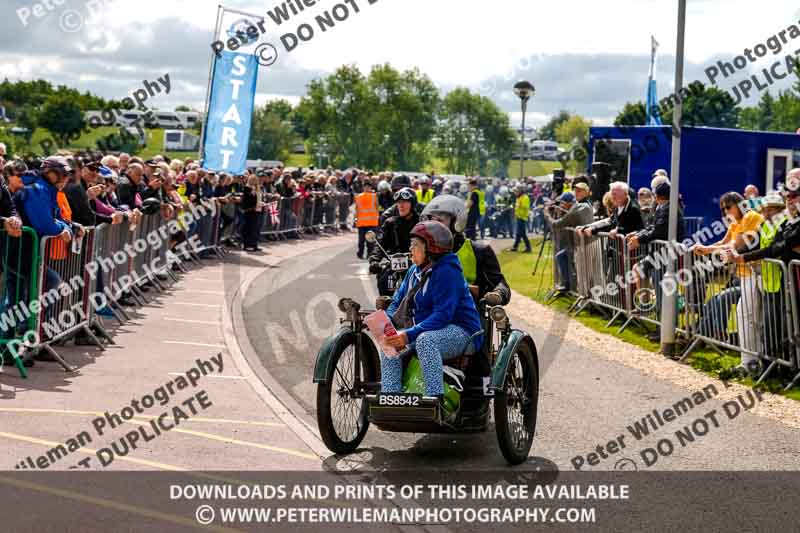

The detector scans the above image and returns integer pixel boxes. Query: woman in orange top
[694,192,764,375]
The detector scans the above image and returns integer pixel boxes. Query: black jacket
[116,175,143,209]
[635,201,686,245]
[369,211,420,263]
[0,178,17,222]
[590,198,644,236]
[65,179,113,227]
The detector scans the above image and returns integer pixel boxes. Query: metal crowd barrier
[567,229,800,389]
[684,217,704,240]
[260,192,351,240]
[0,227,39,378]
[32,227,106,370]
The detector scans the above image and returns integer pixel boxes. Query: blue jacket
[387,253,483,351]
[17,171,70,237]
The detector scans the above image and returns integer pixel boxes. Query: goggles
[394,189,415,202]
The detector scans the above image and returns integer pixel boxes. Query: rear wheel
[494,341,538,465]
[316,333,374,454]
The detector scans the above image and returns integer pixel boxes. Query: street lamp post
[514,81,535,180]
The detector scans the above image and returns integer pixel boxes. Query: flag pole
[199,4,224,165]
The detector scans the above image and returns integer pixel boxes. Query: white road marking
[163,341,225,348]
[164,317,219,325]
[167,372,244,380]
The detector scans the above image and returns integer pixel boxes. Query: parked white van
[531,140,560,160]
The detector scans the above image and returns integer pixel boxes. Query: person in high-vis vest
[726,193,790,373]
[511,186,532,253]
[354,181,380,259]
[476,183,487,239]
[420,194,511,381]
[416,176,435,205]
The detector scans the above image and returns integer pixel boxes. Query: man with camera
[544,191,593,292]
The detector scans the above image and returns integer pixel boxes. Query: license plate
[377,393,422,407]
[391,256,409,271]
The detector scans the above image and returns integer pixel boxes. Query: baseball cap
[40,155,71,175]
[559,192,576,203]
[574,182,590,192]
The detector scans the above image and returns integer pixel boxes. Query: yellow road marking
[0,408,317,462]
[169,427,319,461]
[0,475,242,533]
[0,431,185,471]
[0,408,284,428]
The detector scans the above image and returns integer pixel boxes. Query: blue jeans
[555,248,571,290]
[512,219,530,250]
[381,324,471,396]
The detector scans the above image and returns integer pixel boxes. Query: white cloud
[3,0,800,125]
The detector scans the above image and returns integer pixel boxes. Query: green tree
[538,110,571,140]
[437,88,514,175]
[38,94,85,147]
[248,105,296,161]
[756,91,775,130]
[738,106,761,130]
[175,105,192,112]
[614,102,647,126]
[555,115,592,171]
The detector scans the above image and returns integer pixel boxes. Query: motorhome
[175,111,202,129]
[163,129,199,151]
[146,111,183,129]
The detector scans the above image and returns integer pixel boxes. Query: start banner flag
[202,7,263,174]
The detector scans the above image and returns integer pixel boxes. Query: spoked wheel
[316,333,375,454]
[494,341,538,465]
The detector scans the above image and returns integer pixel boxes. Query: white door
[766,149,793,192]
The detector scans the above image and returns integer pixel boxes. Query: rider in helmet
[382,221,483,401]
[368,187,420,295]
[376,180,393,211]
[421,194,511,305]
[416,176,435,205]
[380,175,424,225]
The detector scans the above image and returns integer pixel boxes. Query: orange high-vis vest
[355,192,379,228]
[51,191,72,260]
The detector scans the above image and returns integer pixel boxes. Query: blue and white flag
[646,35,662,126]
[202,7,263,174]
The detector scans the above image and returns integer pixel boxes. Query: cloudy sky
[3,0,800,128]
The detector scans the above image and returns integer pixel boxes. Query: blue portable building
[586,125,800,237]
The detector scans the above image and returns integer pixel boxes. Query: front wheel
[316,333,375,454]
[494,341,538,465]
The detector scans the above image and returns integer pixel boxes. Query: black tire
[316,333,375,454]
[494,340,538,465]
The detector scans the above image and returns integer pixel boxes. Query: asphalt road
[240,239,800,472]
